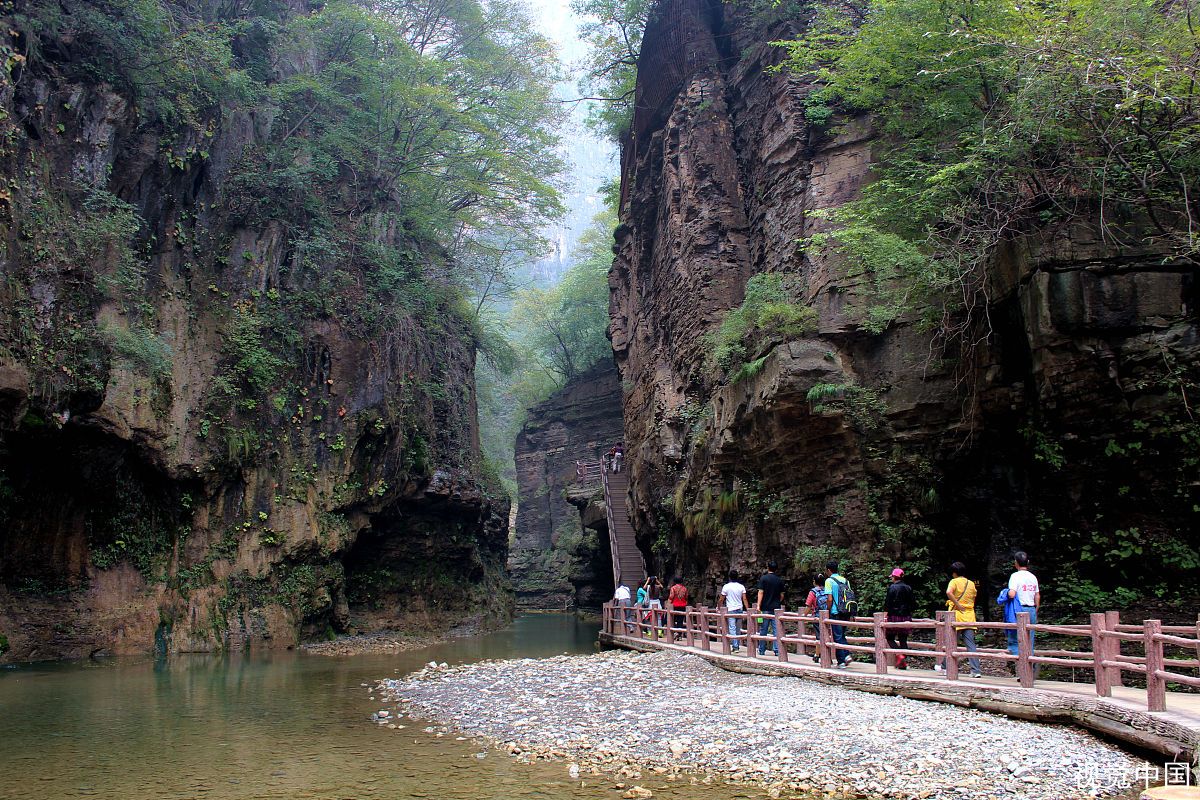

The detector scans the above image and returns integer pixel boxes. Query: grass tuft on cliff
[709,273,817,379]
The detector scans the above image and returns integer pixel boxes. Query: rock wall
[0,5,509,662]
[511,362,623,609]
[612,0,1200,616]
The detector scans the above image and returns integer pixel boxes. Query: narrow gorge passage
[1,0,1199,795]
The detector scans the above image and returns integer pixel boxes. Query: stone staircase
[602,467,646,589]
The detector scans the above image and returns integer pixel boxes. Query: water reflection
[0,614,762,800]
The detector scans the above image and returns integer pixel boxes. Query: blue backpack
[810,587,831,612]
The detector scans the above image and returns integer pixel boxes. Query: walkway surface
[602,467,644,588]
[600,628,1200,761]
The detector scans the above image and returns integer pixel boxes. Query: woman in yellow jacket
[937,561,983,678]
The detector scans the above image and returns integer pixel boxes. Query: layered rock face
[511,362,622,609]
[0,10,508,662]
[612,0,1200,614]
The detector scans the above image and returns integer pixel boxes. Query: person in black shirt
[884,567,915,669]
[755,561,786,656]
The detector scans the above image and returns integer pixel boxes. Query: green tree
[261,0,565,269]
[511,207,615,383]
[571,0,652,139]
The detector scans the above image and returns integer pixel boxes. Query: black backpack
[831,575,859,616]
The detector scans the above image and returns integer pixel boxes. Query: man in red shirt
[668,577,689,641]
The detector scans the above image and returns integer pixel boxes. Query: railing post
[872,612,888,674]
[719,608,731,655]
[939,611,959,681]
[774,611,787,662]
[1090,613,1111,697]
[684,606,694,648]
[1016,612,1034,688]
[1105,611,1124,688]
[1194,613,1200,677]
[1145,619,1166,712]
[934,610,947,672]
[699,606,709,652]
[818,610,832,668]
[747,610,758,659]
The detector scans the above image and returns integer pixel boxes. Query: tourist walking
[644,575,664,637]
[720,573,749,653]
[613,443,624,472]
[825,561,853,668]
[636,581,649,632]
[755,561,785,656]
[805,574,830,662]
[937,562,982,678]
[614,582,634,633]
[1006,552,1039,661]
[668,576,689,640]
[883,567,914,669]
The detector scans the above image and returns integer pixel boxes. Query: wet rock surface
[380,650,1146,799]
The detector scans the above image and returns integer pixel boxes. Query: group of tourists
[603,443,624,473]
[612,552,1042,675]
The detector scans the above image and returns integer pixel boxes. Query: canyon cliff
[611,0,1200,616]
[0,2,516,662]
[511,362,622,609]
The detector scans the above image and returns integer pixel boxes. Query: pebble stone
[379,650,1150,799]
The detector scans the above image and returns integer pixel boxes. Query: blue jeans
[757,616,778,655]
[942,627,982,673]
[831,613,850,663]
[727,615,743,650]
[1006,606,1037,655]
[617,598,633,632]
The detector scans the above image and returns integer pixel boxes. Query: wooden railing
[601,602,1200,713]
[575,460,605,484]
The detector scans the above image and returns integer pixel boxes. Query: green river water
[0,614,759,800]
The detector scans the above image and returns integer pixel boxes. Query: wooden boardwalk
[600,604,1200,761]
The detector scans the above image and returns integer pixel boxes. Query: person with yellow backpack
[937,561,983,678]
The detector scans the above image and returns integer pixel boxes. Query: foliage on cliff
[709,274,817,381]
[3,0,564,451]
[781,0,1200,338]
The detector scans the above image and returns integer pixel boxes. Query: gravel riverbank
[378,650,1148,799]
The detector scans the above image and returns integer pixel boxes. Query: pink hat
[891,568,904,578]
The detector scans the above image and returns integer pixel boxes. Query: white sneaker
[836,662,847,669]
[841,654,853,666]
[971,671,983,678]
[934,664,944,673]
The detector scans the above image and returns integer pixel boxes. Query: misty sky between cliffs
[474,0,619,497]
